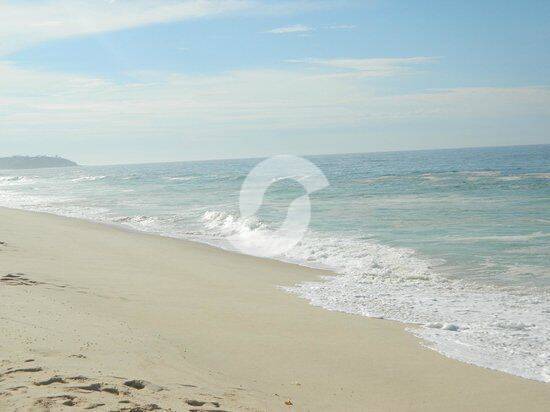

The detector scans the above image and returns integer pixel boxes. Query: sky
[1,0,549,165]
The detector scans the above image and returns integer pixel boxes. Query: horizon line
[78,142,550,167]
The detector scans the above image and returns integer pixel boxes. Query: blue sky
[1,0,549,164]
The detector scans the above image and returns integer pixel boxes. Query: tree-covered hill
[0,156,78,169]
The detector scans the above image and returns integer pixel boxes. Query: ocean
[1,144,549,382]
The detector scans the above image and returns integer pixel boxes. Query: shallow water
[1,144,549,382]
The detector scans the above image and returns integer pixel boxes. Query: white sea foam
[459,170,501,177]
[71,175,107,182]
[202,210,264,233]
[164,176,197,182]
[493,172,550,181]
[0,176,36,186]
[110,215,160,232]
[342,170,549,186]
[113,215,154,224]
[281,235,550,382]
[523,173,550,179]
[201,210,297,255]
[0,176,23,182]
[196,210,550,383]
[446,232,550,243]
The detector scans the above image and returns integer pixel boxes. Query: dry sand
[0,206,549,411]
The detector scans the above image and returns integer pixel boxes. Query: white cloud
[265,23,356,35]
[1,61,548,142]
[0,0,259,55]
[326,24,356,30]
[287,57,436,77]
[266,24,313,34]
[0,0,335,56]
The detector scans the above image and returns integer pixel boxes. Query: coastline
[0,206,549,411]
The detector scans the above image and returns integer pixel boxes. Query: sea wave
[0,176,36,186]
[280,233,550,383]
[195,209,550,383]
[113,215,155,224]
[445,232,550,243]
[201,210,280,251]
[202,210,265,234]
[164,176,197,182]
[71,175,107,182]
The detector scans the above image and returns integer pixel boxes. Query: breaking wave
[200,209,550,383]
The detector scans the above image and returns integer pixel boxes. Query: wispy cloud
[2,61,548,142]
[287,57,436,77]
[0,0,250,55]
[0,0,336,56]
[0,1,353,53]
[326,24,356,30]
[266,23,356,35]
[265,24,313,34]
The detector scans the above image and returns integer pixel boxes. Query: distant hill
[0,156,78,169]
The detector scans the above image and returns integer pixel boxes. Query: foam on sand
[282,232,550,383]
[2,206,550,411]
[197,209,550,382]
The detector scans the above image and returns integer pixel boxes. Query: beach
[0,206,548,411]
[2,0,549,409]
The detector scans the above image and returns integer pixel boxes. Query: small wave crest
[71,175,107,182]
[0,175,36,185]
[201,210,321,257]
[202,210,265,233]
[112,215,156,225]
[164,176,197,182]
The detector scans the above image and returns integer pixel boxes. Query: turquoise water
[1,144,549,381]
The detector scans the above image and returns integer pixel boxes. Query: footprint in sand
[84,403,106,409]
[185,399,221,407]
[0,273,68,289]
[1,366,43,376]
[0,273,40,286]
[1,363,233,412]
[34,376,66,386]
[188,409,230,412]
[124,379,164,393]
[124,379,146,390]
[72,382,124,396]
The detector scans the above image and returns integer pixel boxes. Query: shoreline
[5,205,549,383]
[1,206,549,410]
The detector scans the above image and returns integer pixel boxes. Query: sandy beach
[0,206,548,411]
